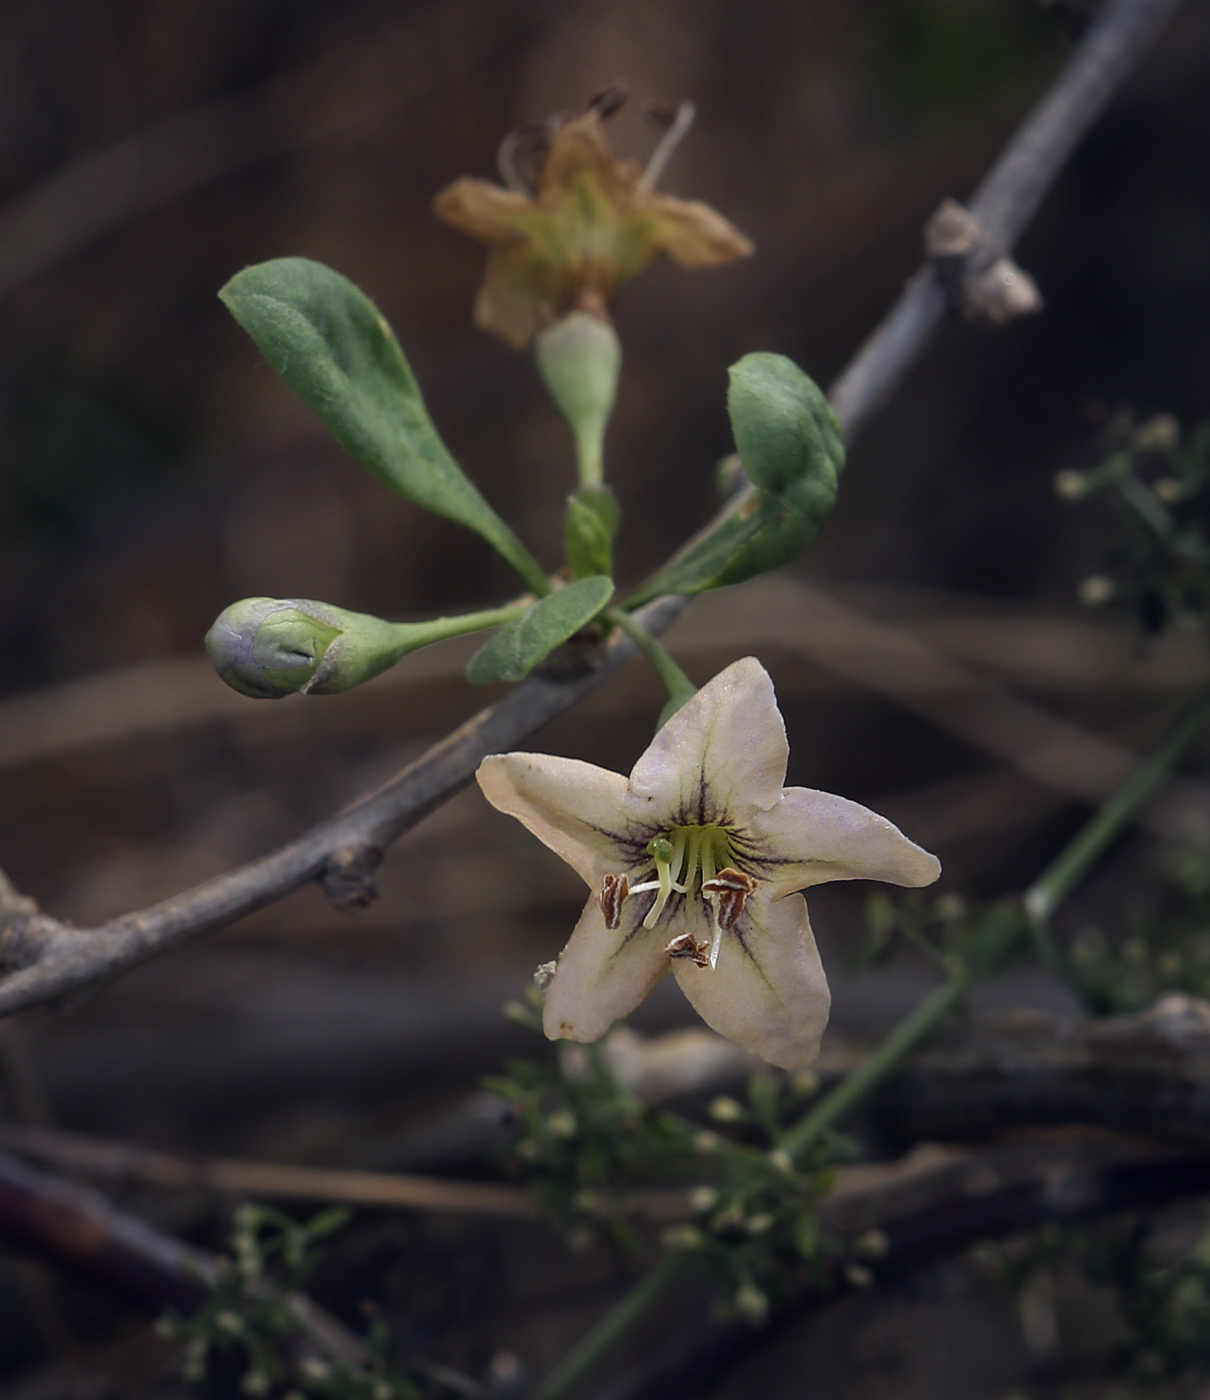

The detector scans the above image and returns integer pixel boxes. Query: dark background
[1,1,1210,1395]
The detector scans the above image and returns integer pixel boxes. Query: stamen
[599,873,629,930]
[588,85,629,121]
[703,867,758,931]
[665,931,710,967]
[497,122,552,193]
[707,920,723,970]
[637,99,695,197]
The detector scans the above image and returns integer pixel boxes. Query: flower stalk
[206,597,530,699]
[604,607,698,723]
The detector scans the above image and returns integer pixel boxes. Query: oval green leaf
[466,576,614,685]
[220,258,549,595]
[627,353,843,603]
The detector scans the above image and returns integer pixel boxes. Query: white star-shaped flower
[477,657,940,1068]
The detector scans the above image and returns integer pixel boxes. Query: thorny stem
[532,1252,688,1400]
[605,609,697,722]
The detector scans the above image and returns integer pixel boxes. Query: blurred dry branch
[0,0,1187,1021]
[0,1149,368,1365]
[0,1121,544,1218]
[13,1000,1210,1223]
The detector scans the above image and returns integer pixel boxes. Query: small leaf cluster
[212,258,842,702]
[160,1205,448,1400]
[1057,413,1210,636]
[854,888,1031,980]
[984,1214,1210,1399]
[667,1074,850,1324]
[1069,844,1210,1016]
[489,994,702,1253]
[489,997,849,1319]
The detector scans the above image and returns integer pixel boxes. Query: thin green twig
[605,608,697,722]
[1024,686,1210,923]
[532,1252,688,1400]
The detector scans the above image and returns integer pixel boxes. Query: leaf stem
[532,1251,688,1400]
[605,609,697,722]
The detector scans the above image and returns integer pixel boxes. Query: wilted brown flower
[434,94,754,348]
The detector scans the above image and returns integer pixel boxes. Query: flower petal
[625,657,788,827]
[648,194,755,268]
[538,110,637,207]
[745,787,941,894]
[474,247,563,348]
[543,897,669,1044]
[672,893,829,1070]
[433,178,535,245]
[476,753,632,887]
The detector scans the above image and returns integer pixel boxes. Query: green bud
[206,595,528,699]
[536,311,621,488]
[206,597,385,698]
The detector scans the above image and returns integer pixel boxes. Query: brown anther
[599,873,629,929]
[588,85,628,120]
[665,932,710,967]
[645,100,679,129]
[702,867,758,930]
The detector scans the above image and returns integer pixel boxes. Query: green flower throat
[598,823,759,969]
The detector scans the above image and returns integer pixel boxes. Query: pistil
[597,825,754,957]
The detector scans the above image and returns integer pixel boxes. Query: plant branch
[0,1148,367,1364]
[0,0,1185,1018]
[828,0,1186,434]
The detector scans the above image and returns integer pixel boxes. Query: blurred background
[1,0,1210,1395]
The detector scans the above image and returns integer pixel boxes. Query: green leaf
[466,576,614,685]
[564,484,620,579]
[627,353,844,603]
[220,258,549,595]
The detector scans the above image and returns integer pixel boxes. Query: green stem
[606,608,697,720]
[782,903,1021,1160]
[383,601,530,656]
[533,1252,688,1400]
[574,427,604,490]
[1024,687,1210,923]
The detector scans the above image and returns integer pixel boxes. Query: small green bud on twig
[206,595,529,699]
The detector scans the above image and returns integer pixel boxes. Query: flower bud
[1078,575,1116,607]
[205,597,347,698]
[709,1095,744,1123]
[545,1109,577,1138]
[734,1283,768,1324]
[662,1224,705,1250]
[205,596,511,699]
[1054,469,1087,500]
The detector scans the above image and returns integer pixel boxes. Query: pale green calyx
[536,310,621,487]
[206,595,526,699]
